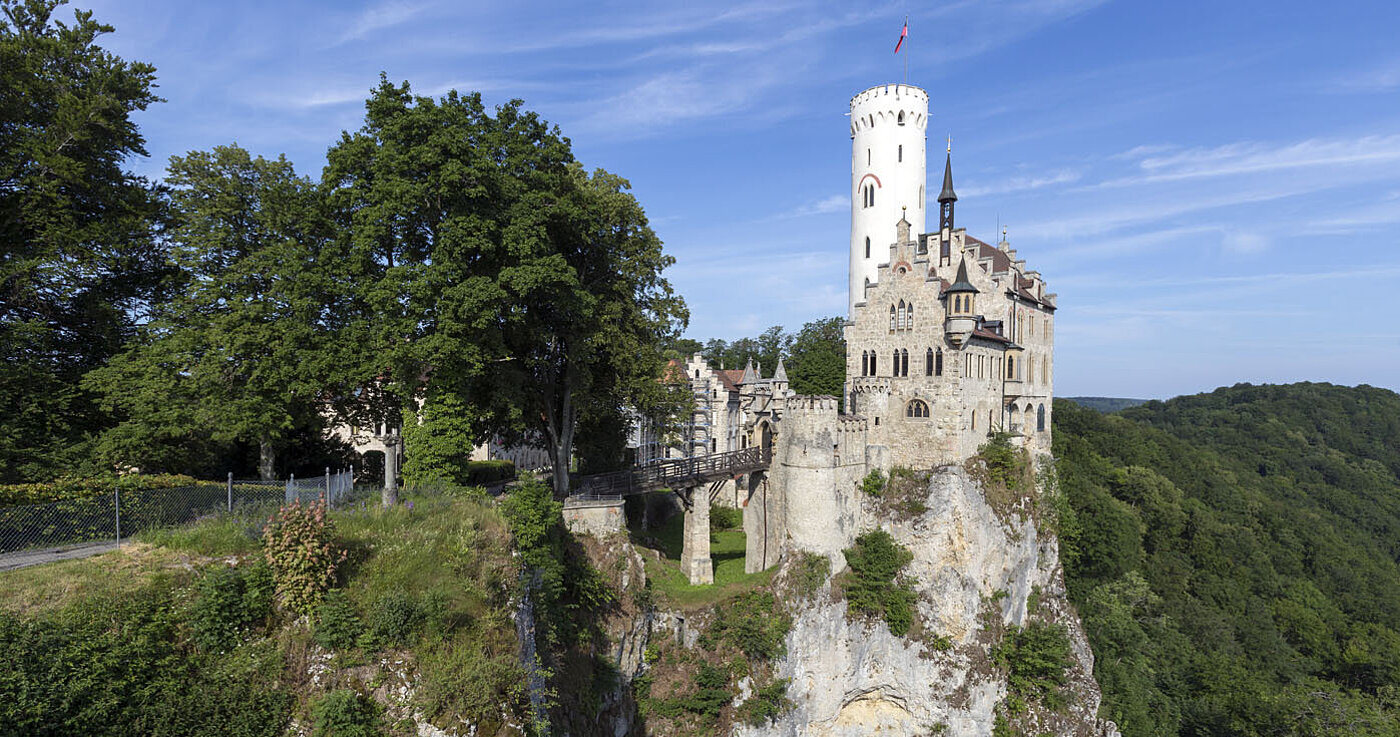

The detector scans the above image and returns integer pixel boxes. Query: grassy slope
[1054,383,1400,737]
[631,506,774,609]
[0,493,526,736]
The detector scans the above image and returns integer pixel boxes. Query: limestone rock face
[735,466,1119,737]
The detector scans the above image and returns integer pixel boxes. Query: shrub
[710,505,743,531]
[314,589,361,650]
[260,500,346,615]
[993,621,1074,712]
[843,529,918,636]
[0,473,205,507]
[978,432,1029,492]
[367,590,422,645]
[792,552,831,598]
[682,662,731,718]
[860,469,887,497]
[189,563,273,652]
[739,678,793,726]
[704,591,792,660]
[465,460,516,485]
[310,690,382,737]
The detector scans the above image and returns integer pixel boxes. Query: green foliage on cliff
[1055,383,1400,736]
[842,529,918,636]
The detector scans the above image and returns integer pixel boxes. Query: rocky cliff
[734,466,1117,737]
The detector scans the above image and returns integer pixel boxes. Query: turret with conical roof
[944,257,978,345]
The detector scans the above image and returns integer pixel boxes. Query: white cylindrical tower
[849,83,928,316]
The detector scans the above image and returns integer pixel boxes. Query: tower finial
[947,134,952,153]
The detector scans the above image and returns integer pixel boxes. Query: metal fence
[0,468,364,557]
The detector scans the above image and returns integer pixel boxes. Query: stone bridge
[565,446,771,585]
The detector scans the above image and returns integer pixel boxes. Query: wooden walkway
[569,446,770,499]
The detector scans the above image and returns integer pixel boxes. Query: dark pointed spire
[945,257,978,294]
[938,151,957,204]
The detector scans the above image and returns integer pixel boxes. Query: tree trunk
[258,439,276,482]
[382,435,399,507]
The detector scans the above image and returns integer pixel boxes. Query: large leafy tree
[86,145,335,479]
[324,78,685,498]
[0,0,164,481]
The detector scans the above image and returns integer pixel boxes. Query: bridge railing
[569,446,770,497]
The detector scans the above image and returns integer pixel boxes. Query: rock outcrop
[735,466,1118,737]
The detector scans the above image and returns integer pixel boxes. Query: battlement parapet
[850,377,892,395]
[786,395,841,413]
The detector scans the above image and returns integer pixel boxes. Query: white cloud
[775,195,847,219]
[1221,230,1268,254]
[336,1,431,44]
[1117,134,1400,184]
[959,169,1081,198]
[1330,58,1400,93]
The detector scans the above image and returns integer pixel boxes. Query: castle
[640,83,1058,582]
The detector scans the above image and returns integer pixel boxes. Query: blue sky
[81,0,1400,399]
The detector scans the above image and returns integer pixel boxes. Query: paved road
[0,542,118,572]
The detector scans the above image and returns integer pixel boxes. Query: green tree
[86,145,333,479]
[324,78,685,499]
[0,0,164,481]
[786,316,846,400]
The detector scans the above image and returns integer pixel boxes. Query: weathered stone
[562,497,625,537]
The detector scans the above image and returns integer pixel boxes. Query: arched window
[1007,356,1016,380]
[897,111,905,126]
[870,353,877,375]
[892,350,899,376]
[869,186,875,206]
[926,348,934,376]
[865,236,871,258]
[935,348,943,376]
[861,351,868,377]
[907,303,914,329]
[889,305,896,332]
[1037,404,1046,432]
[897,300,906,330]
[901,349,909,376]
[898,144,903,162]
[906,399,929,418]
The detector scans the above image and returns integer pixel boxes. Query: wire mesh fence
[0,468,366,558]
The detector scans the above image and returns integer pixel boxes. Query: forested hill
[1053,383,1400,737]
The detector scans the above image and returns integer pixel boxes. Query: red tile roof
[716,369,744,393]
[972,327,1013,344]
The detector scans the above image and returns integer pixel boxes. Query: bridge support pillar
[680,487,713,585]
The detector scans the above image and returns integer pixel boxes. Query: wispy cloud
[335,1,431,44]
[775,194,847,219]
[959,169,1081,198]
[1329,57,1400,93]
[1115,134,1400,184]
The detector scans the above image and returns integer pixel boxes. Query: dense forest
[1055,382,1400,736]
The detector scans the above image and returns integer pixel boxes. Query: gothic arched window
[1037,404,1046,432]
[870,353,877,375]
[861,351,869,377]
[897,111,906,126]
[935,348,943,376]
[865,236,871,258]
[1007,356,1016,380]
[889,305,896,332]
[897,300,906,330]
[926,348,934,376]
[901,349,909,377]
[906,399,929,418]
[870,186,875,207]
[907,302,914,329]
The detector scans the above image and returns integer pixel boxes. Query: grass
[135,508,271,556]
[632,508,774,609]
[0,543,201,616]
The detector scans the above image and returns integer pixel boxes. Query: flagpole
[903,16,908,84]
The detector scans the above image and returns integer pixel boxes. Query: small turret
[740,358,758,385]
[943,257,978,346]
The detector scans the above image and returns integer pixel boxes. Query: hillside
[1062,397,1147,413]
[1054,383,1400,736]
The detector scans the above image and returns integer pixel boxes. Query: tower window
[898,144,903,162]
[889,305,896,332]
[870,353,877,375]
[892,349,899,376]
[936,348,943,376]
[861,351,869,377]
[897,111,905,126]
[926,348,934,376]
[1007,356,1016,380]
[897,300,906,330]
[867,148,871,166]
[1037,404,1046,432]
[906,399,929,418]
[865,236,871,258]
[901,349,909,377]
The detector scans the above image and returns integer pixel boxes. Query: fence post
[227,472,233,513]
[324,467,330,504]
[288,473,295,504]
[114,485,121,548]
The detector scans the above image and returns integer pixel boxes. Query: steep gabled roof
[944,258,979,295]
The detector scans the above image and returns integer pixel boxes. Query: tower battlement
[786,395,841,414]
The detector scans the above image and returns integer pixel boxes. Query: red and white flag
[894,20,908,53]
